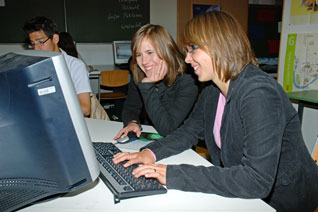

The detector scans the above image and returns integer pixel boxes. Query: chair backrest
[100,70,129,87]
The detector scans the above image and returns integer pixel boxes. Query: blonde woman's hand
[113,122,141,140]
[142,60,168,83]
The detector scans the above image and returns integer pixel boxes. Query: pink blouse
[213,93,226,148]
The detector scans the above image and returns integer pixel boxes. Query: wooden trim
[177,0,248,46]
[177,0,191,46]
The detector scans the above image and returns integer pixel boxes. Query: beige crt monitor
[112,40,132,65]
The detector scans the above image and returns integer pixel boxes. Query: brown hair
[58,32,79,58]
[130,24,185,86]
[183,10,258,82]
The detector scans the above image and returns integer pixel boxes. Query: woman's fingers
[113,128,126,140]
[142,60,168,83]
[112,150,155,167]
[133,164,167,185]
[113,123,141,140]
[113,152,135,165]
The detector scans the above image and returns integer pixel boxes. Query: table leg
[298,101,304,126]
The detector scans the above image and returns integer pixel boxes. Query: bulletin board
[0,0,149,43]
[277,0,318,92]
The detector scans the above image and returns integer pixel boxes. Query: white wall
[301,107,318,153]
[150,0,177,41]
[0,0,178,66]
[76,44,113,65]
[0,44,26,54]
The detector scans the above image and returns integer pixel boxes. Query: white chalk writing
[121,4,140,10]
[118,0,138,3]
[122,12,142,19]
[108,13,121,20]
[121,22,142,29]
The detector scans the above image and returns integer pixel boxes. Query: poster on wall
[290,0,318,25]
[283,32,318,92]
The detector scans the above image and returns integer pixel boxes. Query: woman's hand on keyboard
[113,150,167,184]
[112,149,155,167]
[133,164,167,185]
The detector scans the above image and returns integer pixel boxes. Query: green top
[287,90,318,103]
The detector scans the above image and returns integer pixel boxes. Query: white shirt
[60,49,92,94]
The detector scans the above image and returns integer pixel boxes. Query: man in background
[23,16,91,116]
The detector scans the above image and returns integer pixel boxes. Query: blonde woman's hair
[183,10,258,82]
[130,24,185,86]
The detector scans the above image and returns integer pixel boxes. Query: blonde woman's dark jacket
[122,73,198,136]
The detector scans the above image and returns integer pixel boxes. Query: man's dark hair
[23,16,58,38]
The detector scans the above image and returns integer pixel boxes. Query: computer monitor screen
[0,50,99,212]
[112,41,132,65]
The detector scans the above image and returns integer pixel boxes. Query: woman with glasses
[113,11,318,212]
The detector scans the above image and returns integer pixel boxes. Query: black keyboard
[93,142,167,203]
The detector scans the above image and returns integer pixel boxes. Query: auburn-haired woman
[113,11,318,212]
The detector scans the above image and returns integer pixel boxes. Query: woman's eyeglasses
[186,45,199,54]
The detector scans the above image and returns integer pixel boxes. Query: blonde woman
[114,24,198,139]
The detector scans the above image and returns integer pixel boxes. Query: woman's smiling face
[185,45,215,82]
[136,38,162,77]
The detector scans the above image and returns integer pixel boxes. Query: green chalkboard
[66,0,150,43]
[0,0,149,43]
[0,0,65,43]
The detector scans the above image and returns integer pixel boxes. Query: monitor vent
[0,178,59,212]
[0,189,48,212]
[0,177,58,188]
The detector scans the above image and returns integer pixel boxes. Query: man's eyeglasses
[28,37,50,48]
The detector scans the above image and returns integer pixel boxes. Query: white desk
[19,119,275,212]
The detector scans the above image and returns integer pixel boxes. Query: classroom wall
[0,0,177,66]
